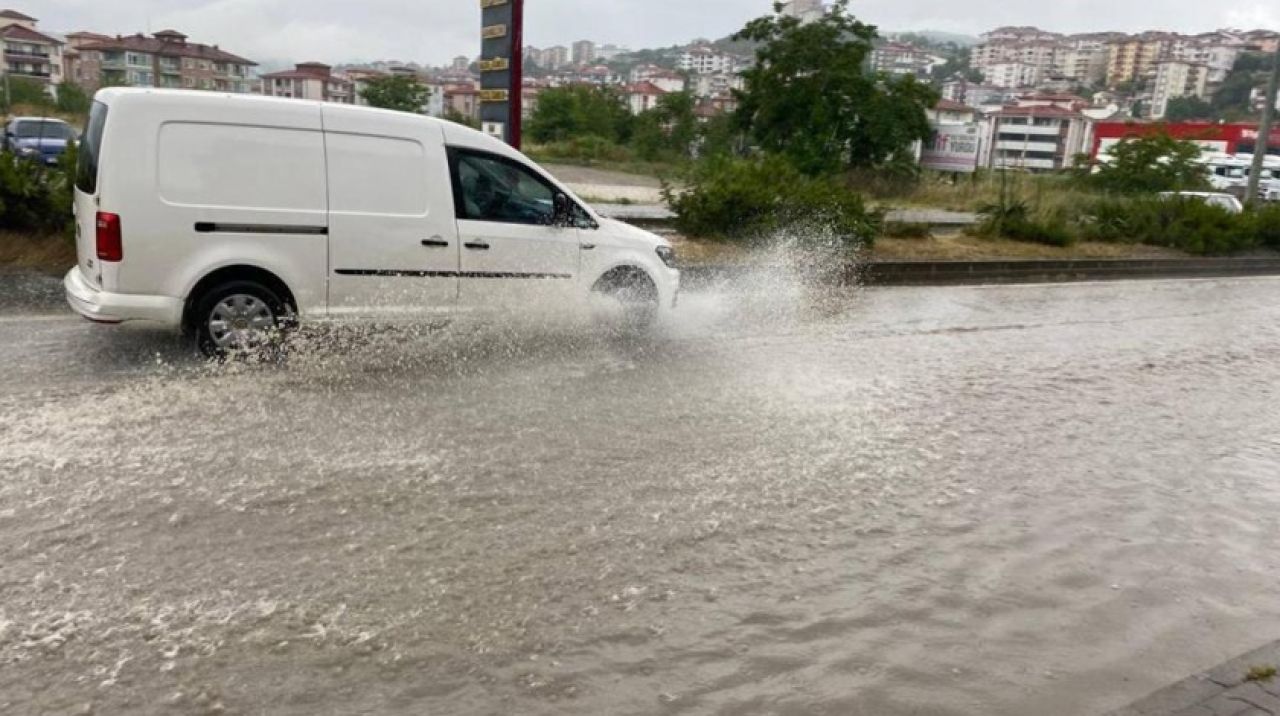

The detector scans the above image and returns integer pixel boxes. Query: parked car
[64,89,680,356]
[1156,191,1244,214]
[3,117,77,166]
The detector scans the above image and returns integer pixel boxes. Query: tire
[193,280,293,359]
[593,268,659,331]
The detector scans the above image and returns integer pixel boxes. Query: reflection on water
[3,274,1280,715]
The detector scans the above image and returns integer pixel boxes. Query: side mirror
[552,193,573,227]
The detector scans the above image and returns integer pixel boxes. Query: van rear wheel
[194,280,293,358]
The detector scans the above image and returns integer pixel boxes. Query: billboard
[479,0,522,147]
[921,123,981,173]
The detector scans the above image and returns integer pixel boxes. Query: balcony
[7,68,51,79]
[100,58,125,70]
[5,48,50,60]
[996,140,1061,153]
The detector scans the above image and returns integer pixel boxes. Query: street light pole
[1246,46,1279,206]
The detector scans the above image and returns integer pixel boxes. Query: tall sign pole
[479,0,524,149]
[1246,47,1279,206]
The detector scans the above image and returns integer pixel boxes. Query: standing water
[2,263,1280,715]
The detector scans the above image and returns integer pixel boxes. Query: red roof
[0,23,60,44]
[997,105,1082,118]
[79,32,255,66]
[626,81,667,95]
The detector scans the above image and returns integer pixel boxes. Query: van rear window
[76,101,107,194]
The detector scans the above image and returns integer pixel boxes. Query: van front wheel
[194,280,293,358]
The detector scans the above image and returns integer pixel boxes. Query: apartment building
[985,105,1092,172]
[260,62,354,103]
[342,68,386,107]
[543,46,569,70]
[983,26,1063,44]
[941,79,1016,108]
[72,30,255,92]
[442,85,479,121]
[0,10,63,94]
[986,61,1039,89]
[693,72,742,98]
[571,40,595,66]
[450,55,469,72]
[1150,60,1210,119]
[1105,33,1177,87]
[870,43,941,78]
[678,46,739,75]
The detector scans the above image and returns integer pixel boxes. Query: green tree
[442,107,479,129]
[359,75,429,113]
[525,85,630,144]
[1,77,52,110]
[697,112,745,159]
[55,82,90,115]
[1089,132,1208,194]
[732,0,938,175]
[1211,53,1270,117]
[1163,96,1213,122]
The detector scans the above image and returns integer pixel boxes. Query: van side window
[448,149,556,226]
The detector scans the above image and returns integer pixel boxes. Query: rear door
[73,101,109,287]
[324,108,458,317]
[447,148,580,309]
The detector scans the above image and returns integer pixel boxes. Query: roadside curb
[680,258,1280,287]
[1108,640,1280,715]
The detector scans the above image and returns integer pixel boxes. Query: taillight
[96,211,122,262]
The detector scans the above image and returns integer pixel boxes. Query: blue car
[3,117,78,166]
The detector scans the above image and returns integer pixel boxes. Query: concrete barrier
[680,258,1280,288]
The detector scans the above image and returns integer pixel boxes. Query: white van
[65,88,679,354]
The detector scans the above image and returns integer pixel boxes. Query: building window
[183,58,195,69]
[183,76,195,88]
[127,52,149,66]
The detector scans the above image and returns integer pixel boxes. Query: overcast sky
[25,1,1280,69]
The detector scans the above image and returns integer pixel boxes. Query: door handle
[464,241,490,250]
[421,238,449,247]
[581,243,596,250]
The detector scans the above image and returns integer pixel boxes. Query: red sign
[1091,121,1280,158]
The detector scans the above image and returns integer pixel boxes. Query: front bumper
[64,266,183,326]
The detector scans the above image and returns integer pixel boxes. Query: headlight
[16,146,38,157]
[655,245,677,268]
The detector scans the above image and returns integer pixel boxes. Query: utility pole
[1246,46,1279,206]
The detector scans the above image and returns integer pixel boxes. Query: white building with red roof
[624,81,667,114]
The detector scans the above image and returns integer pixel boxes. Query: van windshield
[75,102,108,194]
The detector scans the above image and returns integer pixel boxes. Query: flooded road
[4,276,1280,715]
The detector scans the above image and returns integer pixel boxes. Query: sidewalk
[1111,640,1280,715]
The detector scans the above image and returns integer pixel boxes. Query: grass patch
[0,231,77,273]
[1246,665,1277,682]
[882,222,932,239]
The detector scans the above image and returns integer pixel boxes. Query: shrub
[977,196,1076,247]
[0,143,75,236]
[527,136,634,164]
[882,222,932,239]
[663,155,881,247]
[1081,196,1254,255]
[1242,203,1280,250]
